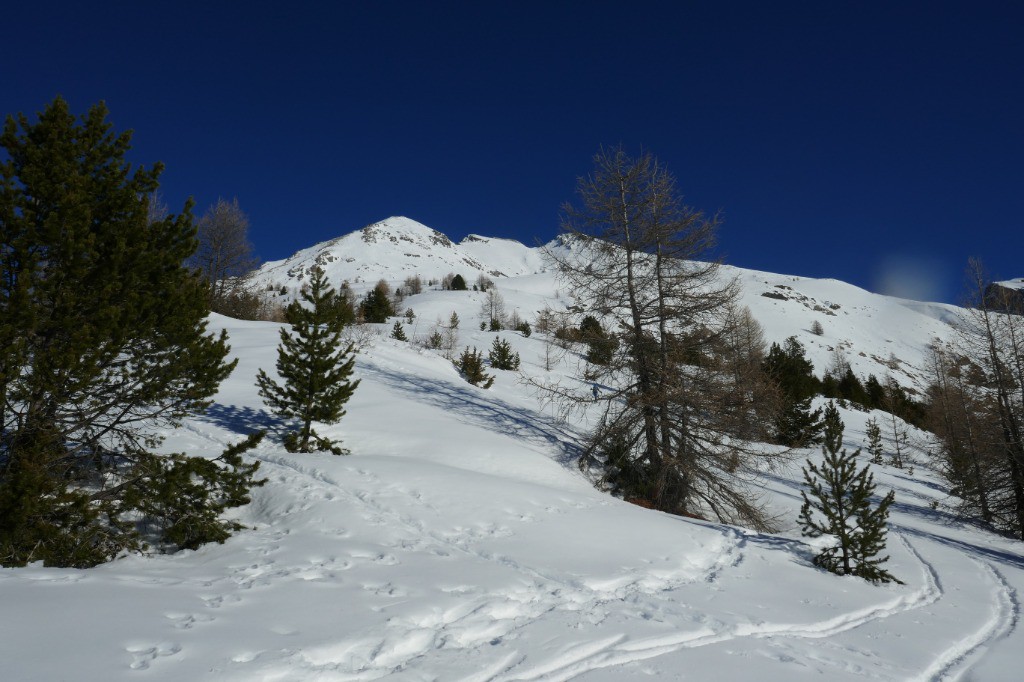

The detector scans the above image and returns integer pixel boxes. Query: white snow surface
[4,219,1024,681]
[249,217,547,299]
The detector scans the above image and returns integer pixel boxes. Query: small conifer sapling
[866,417,884,465]
[256,267,360,454]
[456,347,495,388]
[798,402,900,584]
[488,337,521,370]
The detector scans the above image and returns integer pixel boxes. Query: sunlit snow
[3,217,1022,681]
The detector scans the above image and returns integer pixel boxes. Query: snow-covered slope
[4,220,1024,681]
[250,217,970,393]
[248,217,546,297]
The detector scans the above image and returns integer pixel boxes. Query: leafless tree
[403,274,423,295]
[480,288,506,327]
[537,146,782,530]
[190,197,260,309]
[926,259,1024,536]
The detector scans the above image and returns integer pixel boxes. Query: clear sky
[3,1,1021,303]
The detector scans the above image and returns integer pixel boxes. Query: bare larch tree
[540,147,781,530]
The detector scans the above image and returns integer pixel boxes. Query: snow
[3,220,1024,680]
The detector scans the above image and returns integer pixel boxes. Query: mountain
[250,216,967,395]
[5,218,1023,681]
[248,216,546,296]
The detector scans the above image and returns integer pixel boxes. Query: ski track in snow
[913,556,1020,682]
[233,452,1019,682]
[485,534,946,681]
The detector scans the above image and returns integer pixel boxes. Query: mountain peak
[248,217,545,296]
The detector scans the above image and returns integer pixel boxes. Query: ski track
[160,445,1018,682]
[486,533,944,681]
[912,556,1020,682]
[236,453,998,682]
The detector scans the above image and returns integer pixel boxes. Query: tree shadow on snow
[358,360,583,469]
[898,525,1024,571]
[198,403,291,440]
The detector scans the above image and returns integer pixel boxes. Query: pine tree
[798,402,899,584]
[390,321,408,341]
[359,280,394,322]
[866,418,885,464]
[488,337,521,370]
[774,398,825,447]
[0,98,264,568]
[456,347,494,388]
[763,337,821,402]
[256,267,360,454]
[451,273,468,290]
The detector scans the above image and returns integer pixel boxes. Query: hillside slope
[3,219,1022,681]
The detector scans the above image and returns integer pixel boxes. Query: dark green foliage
[427,330,444,349]
[579,316,617,365]
[837,368,869,406]
[359,281,393,323]
[798,403,900,584]
[515,320,532,337]
[489,317,503,331]
[599,432,653,501]
[820,373,840,399]
[774,397,825,447]
[130,432,266,551]
[480,321,487,331]
[257,267,360,454]
[455,347,494,388]
[451,274,468,290]
[866,418,884,464]
[763,337,821,401]
[580,315,603,338]
[0,97,264,567]
[390,321,408,341]
[488,337,520,370]
[865,375,885,409]
[765,337,825,446]
[330,285,357,327]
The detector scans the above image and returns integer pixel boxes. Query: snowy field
[3,219,1023,680]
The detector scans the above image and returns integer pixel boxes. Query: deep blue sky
[4,1,1021,303]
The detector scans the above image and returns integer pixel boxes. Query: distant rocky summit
[985,279,1024,314]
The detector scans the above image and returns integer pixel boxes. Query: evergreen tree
[256,267,360,454]
[0,98,264,568]
[390,321,408,341]
[451,273,468,290]
[455,347,494,388]
[798,402,899,584]
[579,317,618,366]
[774,397,825,447]
[837,369,869,406]
[359,280,394,322]
[488,337,521,370]
[866,417,885,465]
[864,374,886,410]
[763,337,820,401]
